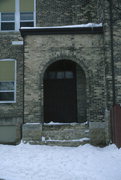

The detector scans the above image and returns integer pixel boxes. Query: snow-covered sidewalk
[0,143,121,180]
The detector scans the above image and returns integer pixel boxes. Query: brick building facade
[0,0,121,146]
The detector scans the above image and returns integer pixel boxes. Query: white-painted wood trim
[12,41,23,45]
[34,0,36,27]
[15,0,20,31]
[0,90,15,92]
[0,12,1,31]
[0,59,16,61]
[0,101,16,103]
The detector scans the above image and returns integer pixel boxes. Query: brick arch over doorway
[43,59,87,123]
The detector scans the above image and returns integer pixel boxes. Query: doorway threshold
[43,121,88,126]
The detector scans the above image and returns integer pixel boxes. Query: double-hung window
[0,60,16,103]
[0,0,15,31]
[0,0,35,31]
[20,0,35,28]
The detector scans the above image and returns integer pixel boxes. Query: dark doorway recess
[44,60,77,123]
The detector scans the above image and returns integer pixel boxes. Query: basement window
[0,60,16,103]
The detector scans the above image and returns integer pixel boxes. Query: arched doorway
[43,60,86,123]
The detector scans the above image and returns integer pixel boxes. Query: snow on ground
[0,143,121,180]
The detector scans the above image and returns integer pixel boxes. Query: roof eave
[20,26,103,37]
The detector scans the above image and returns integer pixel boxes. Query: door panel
[44,79,77,123]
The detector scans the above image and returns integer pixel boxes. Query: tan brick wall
[36,0,100,27]
[24,33,105,124]
[0,32,24,144]
[2,0,120,145]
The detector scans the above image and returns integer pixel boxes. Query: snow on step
[42,137,90,142]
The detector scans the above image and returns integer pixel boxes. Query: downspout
[109,0,115,105]
[21,36,25,142]
[108,0,115,145]
[23,38,25,124]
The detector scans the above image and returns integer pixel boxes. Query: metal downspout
[109,0,115,105]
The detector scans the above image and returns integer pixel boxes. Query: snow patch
[43,137,90,142]
[25,123,41,125]
[21,23,102,30]
[44,122,78,125]
[0,143,121,180]
[44,121,88,125]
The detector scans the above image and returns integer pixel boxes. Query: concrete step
[42,123,89,141]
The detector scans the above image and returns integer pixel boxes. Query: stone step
[43,123,88,131]
[42,123,89,141]
[42,129,89,140]
[30,138,90,147]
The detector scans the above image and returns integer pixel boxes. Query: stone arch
[39,56,91,124]
[39,55,91,88]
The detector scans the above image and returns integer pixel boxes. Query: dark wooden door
[44,61,77,123]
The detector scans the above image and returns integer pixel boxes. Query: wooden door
[44,61,77,123]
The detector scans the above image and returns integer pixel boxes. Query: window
[0,60,16,103]
[20,12,34,27]
[45,71,74,80]
[0,0,35,31]
[1,12,15,31]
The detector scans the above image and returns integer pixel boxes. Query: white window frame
[0,0,36,32]
[15,0,20,31]
[34,0,36,27]
[0,59,16,103]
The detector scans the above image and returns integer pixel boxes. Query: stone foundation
[22,123,42,142]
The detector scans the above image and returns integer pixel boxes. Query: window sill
[0,30,19,32]
[0,101,16,104]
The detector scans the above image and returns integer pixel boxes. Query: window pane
[20,22,34,27]
[0,92,14,101]
[1,13,15,21]
[1,22,15,30]
[0,0,15,12]
[0,61,15,81]
[20,12,33,21]
[57,72,65,79]
[65,71,73,79]
[48,72,56,79]
[0,82,14,90]
[20,0,34,12]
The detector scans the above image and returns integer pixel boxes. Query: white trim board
[12,41,23,45]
